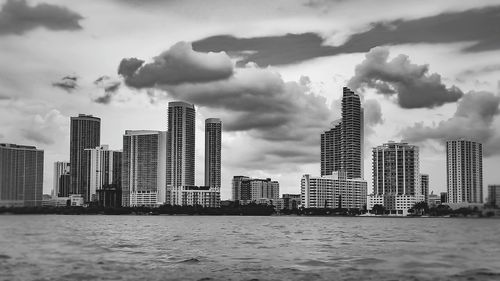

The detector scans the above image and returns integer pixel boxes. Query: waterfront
[0,216,499,281]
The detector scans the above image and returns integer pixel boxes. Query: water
[0,215,499,281]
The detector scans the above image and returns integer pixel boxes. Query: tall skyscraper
[53,161,70,197]
[122,130,167,207]
[0,143,44,207]
[321,120,341,176]
[167,102,195,188]
[341,87,363,179]
[446,139,483,203]
[205,118,222,189]
[70,114,100,202]
[84,145,122,202]
[321,87,363,179]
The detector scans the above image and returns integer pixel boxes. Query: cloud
[20,109,67,145]
[458,64,500,78]
[0,0,83,35]
[348,47,463,108]
[193,5,500,66]
[118,41,233,88]
[401,91,500,156]
[93,75,121,104]
[52,75,78,92]
[363,99,383,127]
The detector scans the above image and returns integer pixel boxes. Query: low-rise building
[301,171,367,209]
[367,194,425,216]
[169,186,220,208]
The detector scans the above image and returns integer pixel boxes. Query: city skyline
[1,0,500,199]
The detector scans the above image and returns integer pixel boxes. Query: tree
[412,201,429,216]
[372,204,386,215]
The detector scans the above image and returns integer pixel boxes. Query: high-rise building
[321,87,363,179]
[53,161,70,197]
[167,102,195,188]
[321,120,341,176]
[205,118,222,189]
[122,130,167,207]
[440,192,448,204]
[341,87,363,179]
[368,141,423,215]
[232,176,279,205]
[372,141,420,196]
[70,114,100,202]
[0,143,44,207]
[232,175,250,201]
[301,171,367,209]
[487,185,500,208]
[84,145,122,202]
[420,174,429,203]
[446,139,483,203]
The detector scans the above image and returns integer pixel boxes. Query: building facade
[301,172,367,209]
[0,143,44,207]
[232,176,250,201]
[70,114,101,202]
[446,139,483,203]
[487,185,500,208]
[232,176,279,205]
[85,145,122,203]
[276,194,301,212]
[169,186,220,207]
[320,87,363,179]
[368,141,423,215]
[53,161,70,197]
[122,130,167,207]
[167,101,195,189]
[205,118,222,189]
[421,174,429,203]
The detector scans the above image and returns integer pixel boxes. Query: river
[0,215,499,280]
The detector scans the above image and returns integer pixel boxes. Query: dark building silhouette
[70,114,101,202]
[0,143,44,207]
[205,118,222,189]
[97,184,122,208]
[321,87,363,179]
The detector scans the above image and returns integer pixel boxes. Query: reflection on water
[0,215,499,281]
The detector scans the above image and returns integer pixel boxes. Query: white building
[169,186,220,207]
[122,130,167,207]
[446,139,483,204]
[232,177,279,205]
[84,145,122,202]
[368,141,423,215]
[301,171,367,209]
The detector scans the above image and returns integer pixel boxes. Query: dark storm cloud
[348,47,463,108]
[401,91,500,156]
[0,0,83,35]
[93,75,121,104]
[193,5,500,66]
[118,42,233,88]
[52,75,78,92]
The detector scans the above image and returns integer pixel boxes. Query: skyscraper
[53,161,70,197]
[122,130,167,207]
[0,143,44,207]
[205,118,222,189]
[446,139,483,203]
[84,145,122,202]
[70,114,100,202]
[167,102,195,188]
[321,87,363,179]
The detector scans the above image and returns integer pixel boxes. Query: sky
[1,0,500,200]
